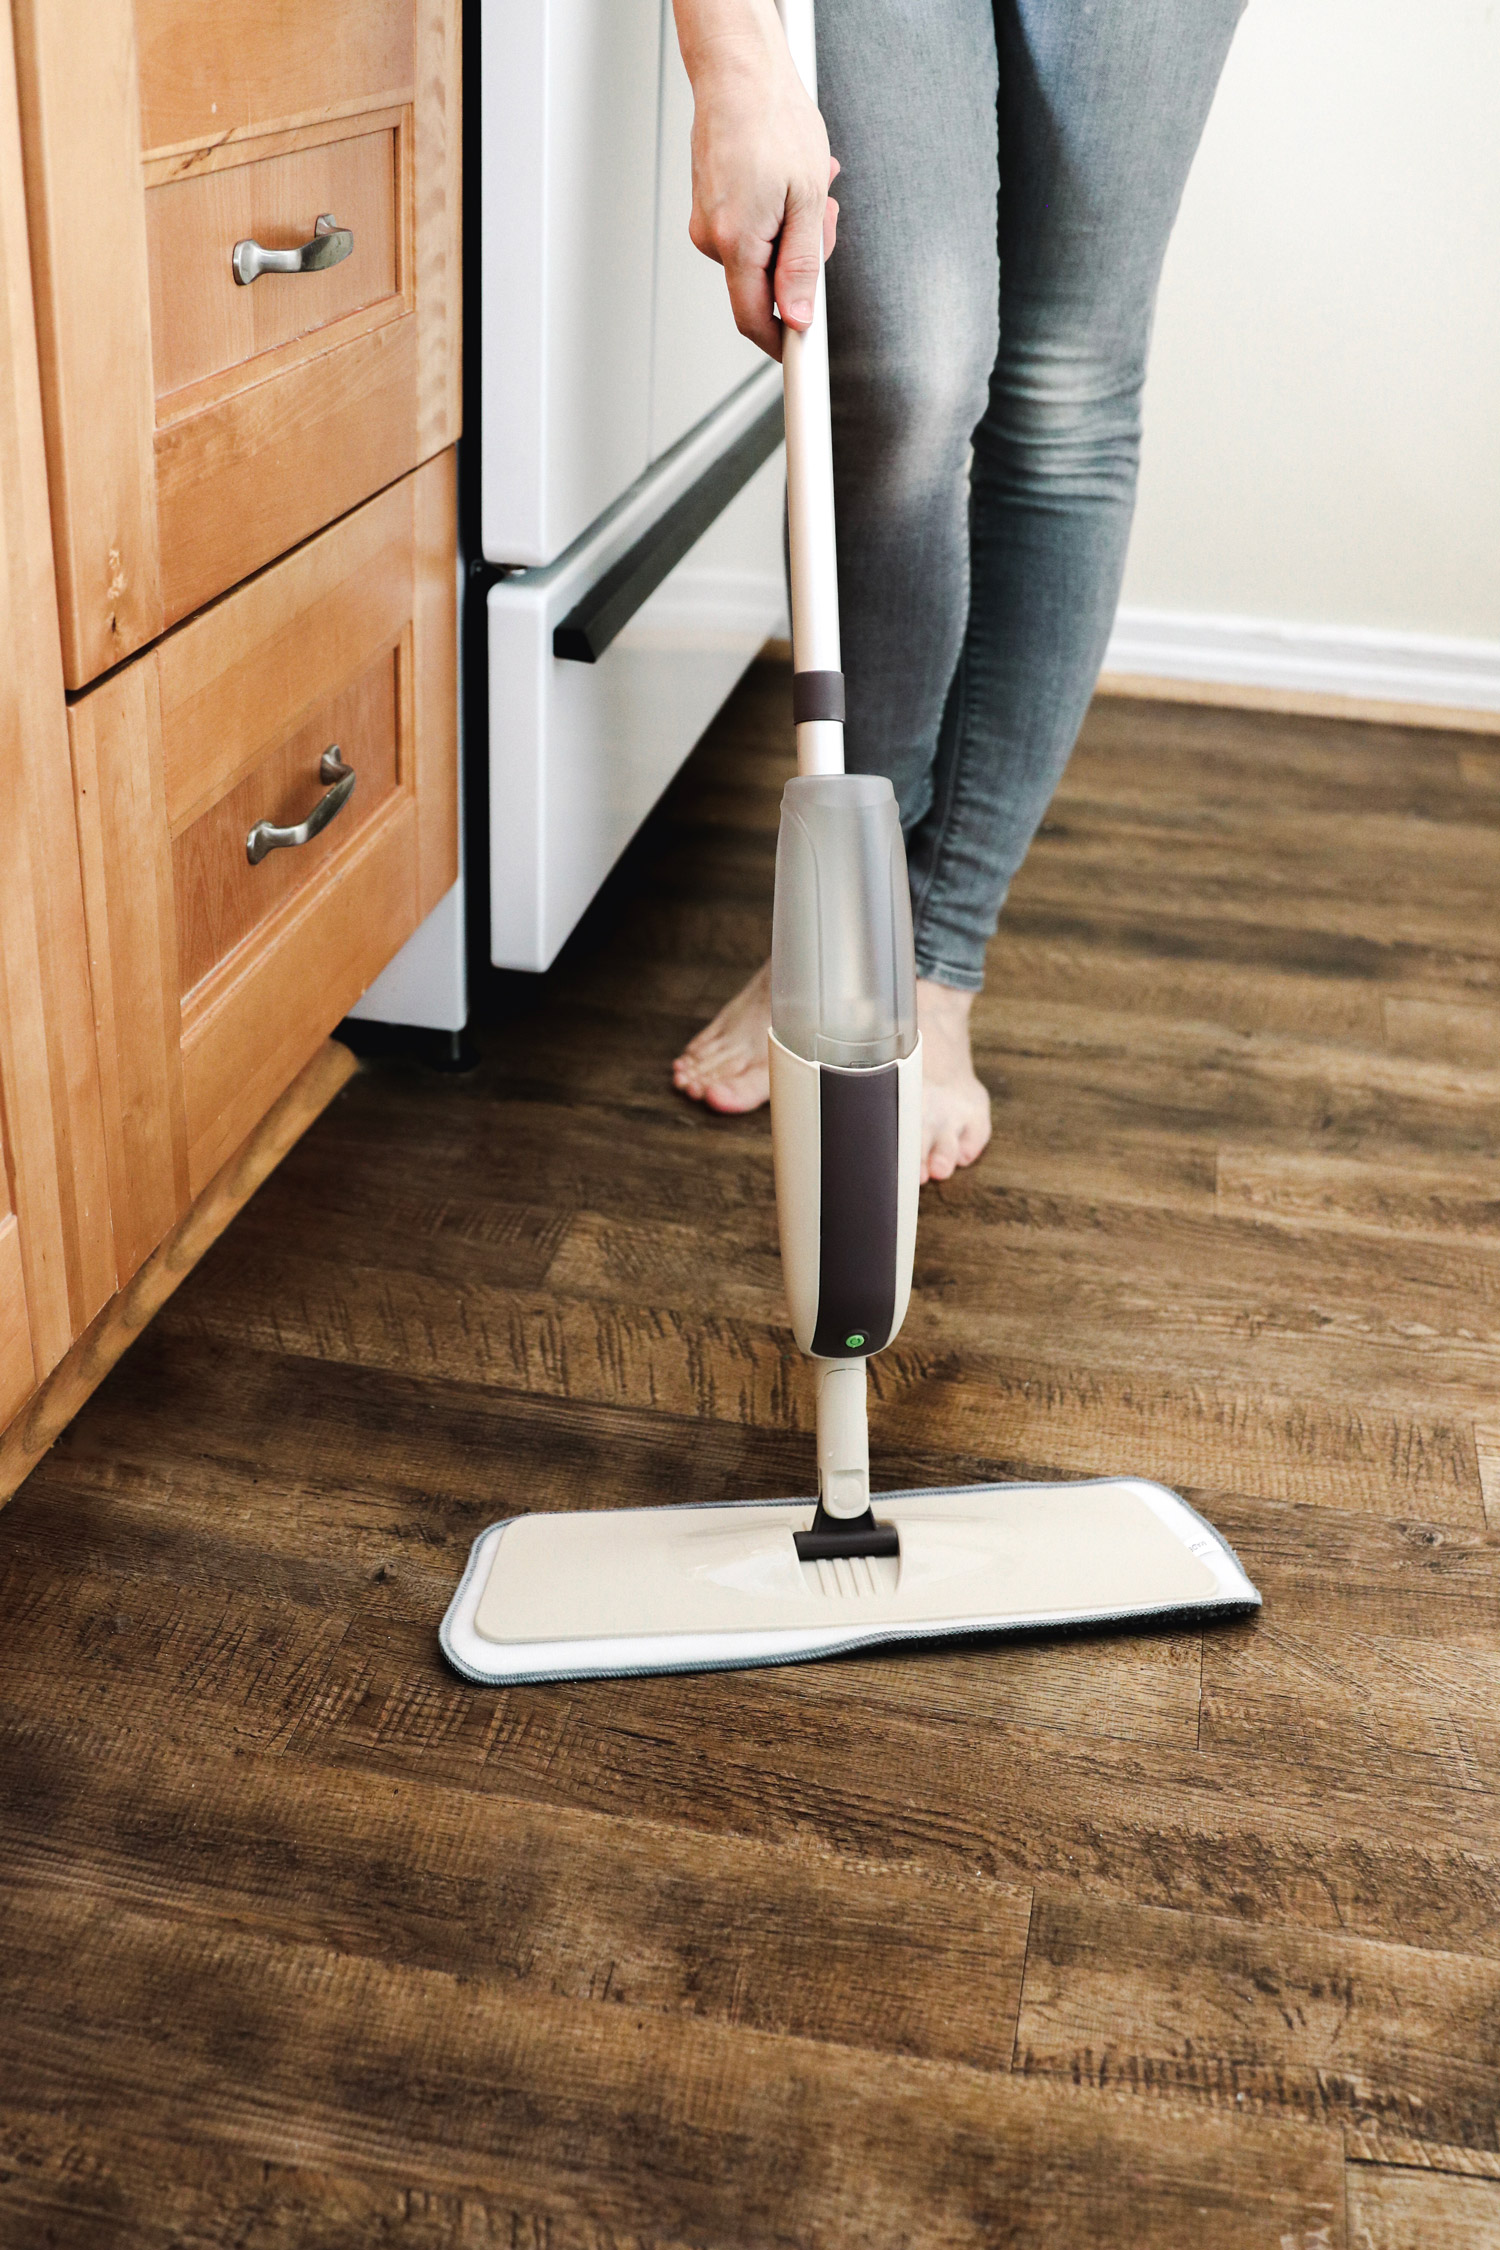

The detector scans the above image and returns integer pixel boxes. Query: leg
[906,0,1246,1003]
[676,0,999,1165]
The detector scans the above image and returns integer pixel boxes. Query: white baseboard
[1103,608,1500,717]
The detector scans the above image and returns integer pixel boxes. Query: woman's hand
[673,0,839,359]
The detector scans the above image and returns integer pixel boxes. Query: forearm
[671,0,789,88]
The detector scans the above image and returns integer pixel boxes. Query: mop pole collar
[791,669,846,724]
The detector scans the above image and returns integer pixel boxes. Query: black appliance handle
[552,395,784,664]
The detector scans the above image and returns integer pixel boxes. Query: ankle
[917,977,977,1032]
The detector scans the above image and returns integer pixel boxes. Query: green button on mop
[439,0,1260,1689]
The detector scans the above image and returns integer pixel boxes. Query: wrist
[674,0,788,91]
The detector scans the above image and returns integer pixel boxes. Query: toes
[925,1126,959,1181]
[675,1052,769,1114]
[954,1110,993,1169]
[702,1064,770,1115]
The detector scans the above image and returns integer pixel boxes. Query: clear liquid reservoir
[771,773,918,1068]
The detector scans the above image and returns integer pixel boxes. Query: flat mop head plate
[440,1476,1260,1686]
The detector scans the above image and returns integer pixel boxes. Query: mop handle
[775,0,844,780]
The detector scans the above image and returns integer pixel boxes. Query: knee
[833,309,994,504]
[975,333,1147,508]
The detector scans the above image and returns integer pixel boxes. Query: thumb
[774,179,825,331]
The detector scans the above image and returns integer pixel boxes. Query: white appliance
[354,0,787,1024]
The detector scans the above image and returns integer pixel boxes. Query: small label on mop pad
[440,1478,1260,1688]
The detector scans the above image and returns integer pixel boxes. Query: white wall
[1113,0,1500,705]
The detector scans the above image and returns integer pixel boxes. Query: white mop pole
[775,0,872,1521]
[776,0,844,783]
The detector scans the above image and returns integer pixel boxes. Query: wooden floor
[3,662,1500,2248]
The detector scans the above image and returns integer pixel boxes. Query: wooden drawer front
[71,456,458,1282]
[0,1214,33,1433]
[147,119,405,409]
[173,648,403,994]
[15,0,459,689]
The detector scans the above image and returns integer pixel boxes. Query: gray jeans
[817,0,1245,988]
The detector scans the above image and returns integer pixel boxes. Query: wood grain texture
[1016,1892,1500,2150]
[134,0,415,157]
[69,658,192,1284]
[1098,668,1500,738]
[9,0,162,685]
[0,1884,1345,2250]
[71,459,455,1238]
[154,317,421,633]
[0,1218,34,1426]
[182,794,416,1194]
[0,0,115,1369]
[13,0,456,685]
[3,670,1499,2241]
[1347,2167,1500,2248]
[0,1041,357,1500]
[156,467,415,833]
[0,1720,1033,2069]
[172,649,401,994]
[413,0,461,460]
[146,119,403,407]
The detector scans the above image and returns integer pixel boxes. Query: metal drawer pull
[232,213,354,287]
[246,748,356,865]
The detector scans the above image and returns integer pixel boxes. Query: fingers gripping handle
[775,0,843,780]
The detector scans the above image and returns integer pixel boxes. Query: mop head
[440,1476,1260,1686]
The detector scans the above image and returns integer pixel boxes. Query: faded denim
[817,0,1246,987]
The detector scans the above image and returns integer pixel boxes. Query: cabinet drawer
[15,0,460,689]
[71,455,458,1283]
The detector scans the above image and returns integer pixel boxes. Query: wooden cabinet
[71,453,458,1282]
[0,0,116,1416]
[0,0,461,1481]
[11,0,460,688]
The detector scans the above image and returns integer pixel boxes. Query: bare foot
[916,978,991,1183]
[673,960,772,1113]
[675,961,992,1180]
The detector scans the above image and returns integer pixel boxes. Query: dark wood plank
[1015,1891,1500,2156]
[0,1887,1347,2250]
[1201,1500,1500,1793]
[1347,2165,1500,2248]
[151,1240,1490,1519]
[6,668,1500,2242]
[0,1719,1033,2071]
[272,1591,1500,1962]
[0,1344,1201,1755]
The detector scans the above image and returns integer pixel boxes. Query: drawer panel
[156,467,415,833]
[135,0,413,155]
[172,647,403,995]
[71,454,458,1277]
[15,0,459,688]
[182,806,417,1193]
[147,119,404,410]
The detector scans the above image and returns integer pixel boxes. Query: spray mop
[440,0,1259,1688]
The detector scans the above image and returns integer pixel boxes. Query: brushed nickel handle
[246,748,356,866]
[232,213,354,286]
